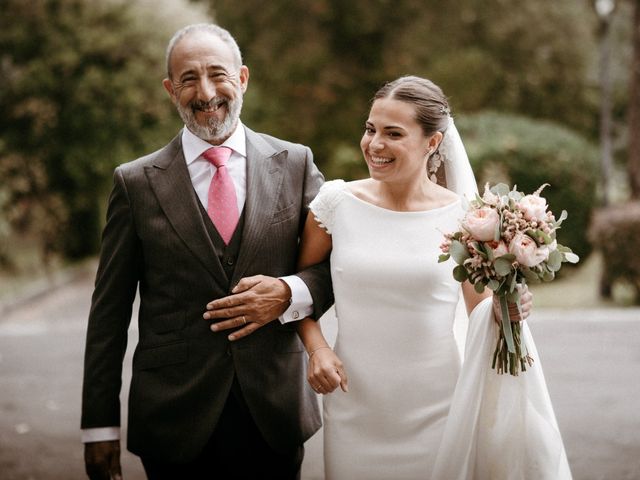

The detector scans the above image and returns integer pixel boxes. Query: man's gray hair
[165,23,243,79]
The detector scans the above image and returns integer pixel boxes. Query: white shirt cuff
[81,427,120,443]
[279,275,314,324]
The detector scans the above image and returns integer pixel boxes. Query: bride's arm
[296,212,348,394]
[461,282,533,322]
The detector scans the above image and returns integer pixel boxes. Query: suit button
[292,310,300,320]
[226,257,234,266]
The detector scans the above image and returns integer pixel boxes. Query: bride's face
[360,98,435,184]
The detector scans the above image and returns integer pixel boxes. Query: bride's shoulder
[310,179,352,233]
[316,179,350,199]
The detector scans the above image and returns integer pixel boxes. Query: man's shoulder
[247,127,310,157]
[116,133,182,175]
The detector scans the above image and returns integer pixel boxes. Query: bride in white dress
[295,76,572,479]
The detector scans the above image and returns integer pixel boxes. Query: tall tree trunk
[629,0,640,199]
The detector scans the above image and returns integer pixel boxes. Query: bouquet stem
[491,295,534,376]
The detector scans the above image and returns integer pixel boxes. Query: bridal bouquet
[439,183,579,376]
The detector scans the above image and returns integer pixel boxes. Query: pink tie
[203,147,239,244]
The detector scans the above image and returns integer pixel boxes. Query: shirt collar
[182,120,247,165]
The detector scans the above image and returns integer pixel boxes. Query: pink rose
[493,241,509,258]
[518,195,548,221]
[463,207,500,241]
[509,233,547,267]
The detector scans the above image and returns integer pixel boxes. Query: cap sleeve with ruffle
[309,179,348,234]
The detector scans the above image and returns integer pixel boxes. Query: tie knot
[203,146,232,168]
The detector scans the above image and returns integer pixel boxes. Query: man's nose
[197,77,216,101]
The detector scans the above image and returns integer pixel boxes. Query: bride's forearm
[296,317,330,354]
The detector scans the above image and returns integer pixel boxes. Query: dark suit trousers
[140,379,304,480]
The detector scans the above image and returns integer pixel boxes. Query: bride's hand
[307,346,349,395]
[492,284,533,323]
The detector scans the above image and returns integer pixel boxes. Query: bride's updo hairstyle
[373,76,451,183]
[373,75,450,138]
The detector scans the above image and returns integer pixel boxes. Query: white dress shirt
[82,123,313,443]
[181,123,312,323]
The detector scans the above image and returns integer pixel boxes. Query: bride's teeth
[371,156,392,165]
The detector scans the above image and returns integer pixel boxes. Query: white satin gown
[309,180,572,480]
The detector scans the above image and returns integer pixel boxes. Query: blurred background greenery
[1,0,639,305]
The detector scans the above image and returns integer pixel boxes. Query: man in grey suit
[82,23,332,479]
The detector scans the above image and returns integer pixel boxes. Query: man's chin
[188,122,234,144]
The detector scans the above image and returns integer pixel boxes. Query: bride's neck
[374,177,434,211]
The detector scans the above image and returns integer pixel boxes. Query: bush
[456,112,598,260]
[0,0,180,261]
[589,203,640,304]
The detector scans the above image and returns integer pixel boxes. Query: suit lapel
[145,133,227,283]
[232,128,286,285]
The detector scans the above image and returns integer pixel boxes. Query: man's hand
[85,440,122,480]
[203,275,292,341]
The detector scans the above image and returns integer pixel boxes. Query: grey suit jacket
[81,126,333,463]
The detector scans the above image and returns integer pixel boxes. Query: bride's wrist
[308,345,332,358]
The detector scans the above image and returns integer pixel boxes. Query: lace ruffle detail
[309,179,348,234]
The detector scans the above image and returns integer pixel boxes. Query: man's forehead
[171,32,236,71]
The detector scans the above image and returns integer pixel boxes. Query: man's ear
[238,65,250,93]
[162,78,177,102]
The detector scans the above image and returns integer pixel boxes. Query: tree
[199,0,599,177]
[629,0,640,198]
[0,0,180,261]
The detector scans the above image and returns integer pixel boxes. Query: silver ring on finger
[242,315,247,325]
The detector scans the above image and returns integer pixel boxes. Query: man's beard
[176,93,243,143]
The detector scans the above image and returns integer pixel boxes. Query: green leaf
[487,279,500,291]
[450,240,470,264]
[499,295,516,353]
[471,241,487,259]
[547,249,562,271]
[563,252,580,264]
[508,190,523,202]
[438,253,450,263]
[507,289,520,303]
[521,267,540,282]
[494,214,502,242]
[509,272,518,292]
[474,281,486,293]
[453,265,469,282]
[556,210,568,225]
[486,245,495,261]
[494,257,513,276]
[536,229,552,245]
[491,183,510,196]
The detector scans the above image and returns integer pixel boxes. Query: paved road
[0,273,639,479]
